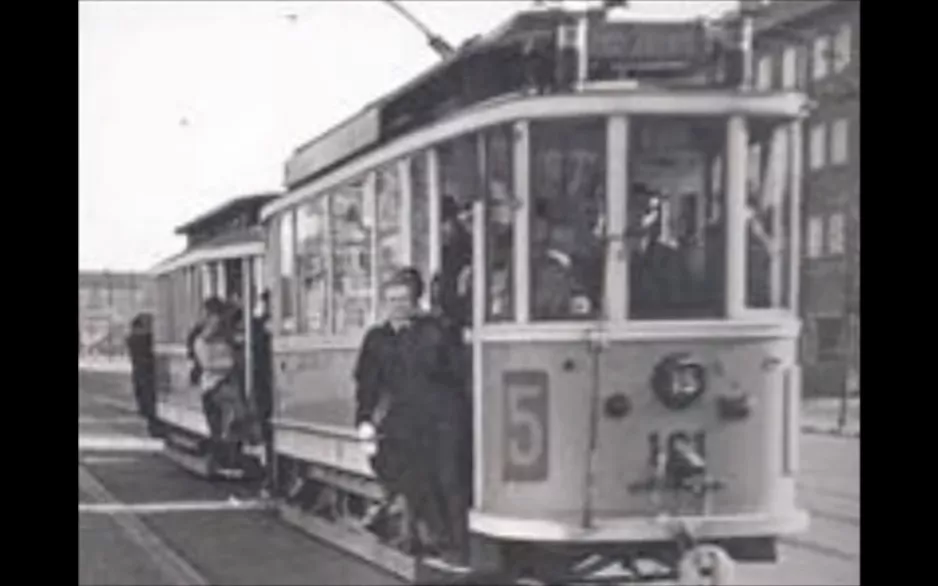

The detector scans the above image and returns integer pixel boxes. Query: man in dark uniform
[251,291,276,494]
[126,313,158,436]
[354,268,469,566]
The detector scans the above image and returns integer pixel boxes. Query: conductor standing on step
[353,267,468,566]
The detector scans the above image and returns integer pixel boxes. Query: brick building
[744,0,860,396]
[78,271,155,356]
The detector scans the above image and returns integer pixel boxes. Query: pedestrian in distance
[126,313,158,437]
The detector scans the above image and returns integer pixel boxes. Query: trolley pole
[382,0,454,59]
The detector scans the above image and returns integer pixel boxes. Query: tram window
[156,275,172,343]
[332,179,373,334]
[746,119,794,309]
[628,118,726,320]
[173,270,187,343]
[410,152,430,285]
[436,134,478,328]
[376,163,405,318]
[529,118,605,321]
[484,125,515,322]
[279,210,297,334]
[296,197,329,334]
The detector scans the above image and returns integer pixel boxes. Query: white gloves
[358,422,378,457]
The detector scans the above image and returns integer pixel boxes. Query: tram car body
[148,7,811,584]
[149,194,278,476]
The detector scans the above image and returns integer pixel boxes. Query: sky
[78,0,737,272]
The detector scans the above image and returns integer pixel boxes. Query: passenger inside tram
[531,198,594,320]
[435,195,473,331]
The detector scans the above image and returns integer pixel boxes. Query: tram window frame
[296,195,330,335]
[410,151,431,289]
[756,54,773,91]
[781,46,798,90]
[744,117,796,311]
[278,209,298,334]
[483,124,517,324]
[331,177,374,336]
[527,117,606,323]
[436,133,480,328]
[626,116,728,321]
[375,160,407,320]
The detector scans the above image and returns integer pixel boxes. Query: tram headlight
[651,354,707,410]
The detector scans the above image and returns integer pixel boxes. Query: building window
[806,216,823,259]
[813,36,830,81]
[827,212,845,255]
[816,317,842,362]
[756,55,773,91]
[781,46,798,89]
[831,118,849,165]
[834,24,852,72]
[810,123,827,170]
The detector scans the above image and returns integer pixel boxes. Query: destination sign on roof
[587,21,707,66]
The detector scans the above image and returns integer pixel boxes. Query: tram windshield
[746,118,795,310]
[529,118,606,321]
[627,117,727,320]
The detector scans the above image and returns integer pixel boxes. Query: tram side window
[155,275,173,343]
[529,118,606,321]
[296,198,329,333]
[332,179,373,334]
[173,269,187,343]
[484,125,515,322]
[410,152,431,286]
[436,134,478,328]
[628,118,727,320]
[746,119,794,309]
[376,163,404,318]
[279,210,297,334]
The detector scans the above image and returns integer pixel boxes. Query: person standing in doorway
[251,290,275,494]
[194,297,244,476]
[353,268,468,567]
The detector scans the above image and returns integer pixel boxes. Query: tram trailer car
[149,194,278,478]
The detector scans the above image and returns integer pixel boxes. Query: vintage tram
[149,6,810,584]
[149,194,277,476]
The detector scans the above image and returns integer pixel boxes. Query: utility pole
[382,0,454,59]
[838,186,859,431]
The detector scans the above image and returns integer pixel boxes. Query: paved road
[79,371,858,585]
[79,378,402,586]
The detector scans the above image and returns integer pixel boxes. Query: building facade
[746,0,860,396]
[79,271,155,356]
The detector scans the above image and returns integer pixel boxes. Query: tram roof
[731,0,843,34]
[149,226,266,276]
[286,9,574,161]
[174,193,280,236]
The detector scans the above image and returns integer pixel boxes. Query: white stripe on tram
[79,434,164,452]
[79,499,271,515]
